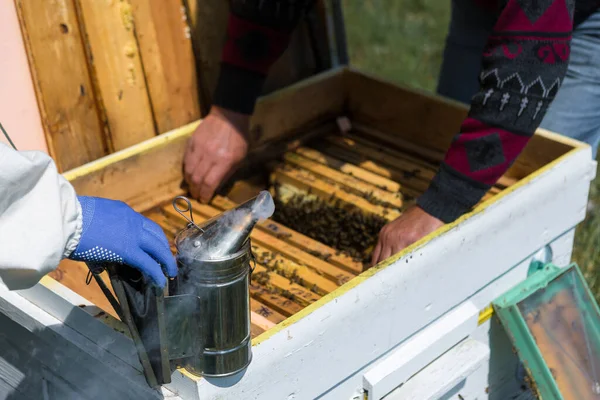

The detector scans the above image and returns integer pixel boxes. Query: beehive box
[1,67,595,400]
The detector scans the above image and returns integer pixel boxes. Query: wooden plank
[323,136,434,192]
[158,203,339,295]
[75,0,156,150]
[283,152,403,208]
[295,147,401,192]
[154,207,324,323]
[223,178,266,205]
[250,227,355,286]
[250,242,338,296]
[211,196,364,275]
[182,0,228,113]
[345,69,467,156]
[272,165,401,221]
[345,131,440,172]
[250,298,286,325]
[63,70,345,207]
[250,323,265,338]
[318,138,502,199]
[14,0,107,171]
[253,264,321,307]
[130,0,201,133]
[350,121,445,167]
[65,122,198,212]
[249,69,346,147]
[343,132,513,192]
[343,73,529,187]
[250,312,276,332]
[168,200,355,287]
[353,122,522,189]
[316,140,429,195]
[249,282,303,317]
[167,206,334,296]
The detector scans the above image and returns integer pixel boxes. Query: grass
[342,0,600,301]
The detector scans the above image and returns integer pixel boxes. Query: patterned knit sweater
[213,0,596,223]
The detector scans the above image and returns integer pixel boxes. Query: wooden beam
[75,0,156,151]
[322,136,433,193]
[249,242,338,295]
[153,200,339,295]
[130,0,201,133]
[348,128,518,189]
[250,298,286,325]
[157,204,339,295]
[211,196,364,275]
[272,165,401,221]
[249,69,346,147]
[152,207,337,323]
[14,0,107,171]
[253,265,321,307]
[250,323,265,337]
[65,122,198,212]
[284,152,403,208]
[250,227,355,286]
[182,0,228,114]
[250,312,275,332]
[173,200,356,286]
[295,147,401,192]
[249,283,303,317]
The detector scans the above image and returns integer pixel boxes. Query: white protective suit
[0,142,82,290]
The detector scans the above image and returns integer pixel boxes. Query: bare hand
[371,206,444,266]
[184,106,250,203]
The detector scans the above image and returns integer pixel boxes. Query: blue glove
[69,196,177,288]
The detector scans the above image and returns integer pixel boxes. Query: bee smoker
[167,190,274,377]
[88,191,274,387]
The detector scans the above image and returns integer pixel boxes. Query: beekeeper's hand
[68,196,177,287]
[184,106,250,203]
[371,206,444,266]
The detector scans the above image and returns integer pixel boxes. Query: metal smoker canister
[172,232,253,378]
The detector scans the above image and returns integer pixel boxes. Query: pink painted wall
[0,0,47,153]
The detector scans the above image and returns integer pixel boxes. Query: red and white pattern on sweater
[444,118,530,185]
[440,0,574,205]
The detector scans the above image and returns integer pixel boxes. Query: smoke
[251,190,275,220]
[177,191,275,261]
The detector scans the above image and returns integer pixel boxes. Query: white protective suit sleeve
[0,142,82,290]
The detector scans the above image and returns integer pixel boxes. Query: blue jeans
[437,1,600,159]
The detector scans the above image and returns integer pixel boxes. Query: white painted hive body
[0,68,595,400]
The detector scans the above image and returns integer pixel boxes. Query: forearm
[0,143,82,290]
[418,0,574,222]
[213,0,317,114]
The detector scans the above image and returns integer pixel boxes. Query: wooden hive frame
[13,0,331,172]
[37,67,593,399]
